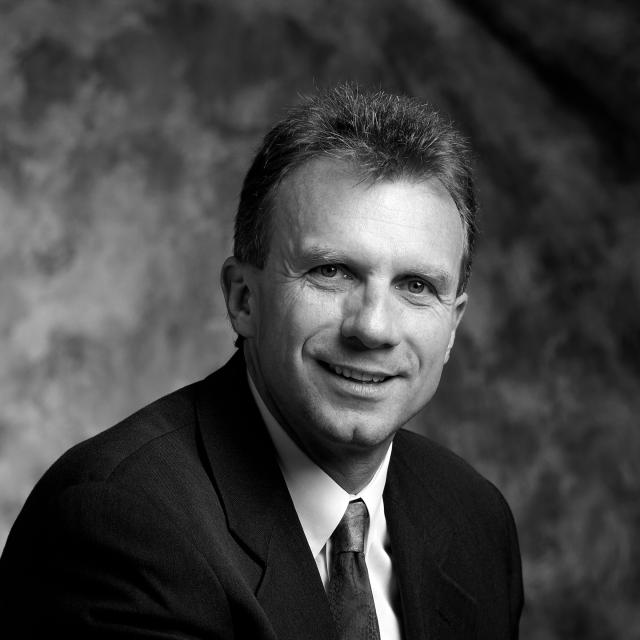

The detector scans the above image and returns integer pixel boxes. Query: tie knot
[331,499,369,553]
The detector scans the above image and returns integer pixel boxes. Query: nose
[341,283,401,349]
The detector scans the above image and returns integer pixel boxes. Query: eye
[407,280,425,294]
[309,263,353,285]
[395,278,436,297]
[318,265,339,278]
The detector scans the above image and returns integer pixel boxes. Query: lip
[318,360,398,386]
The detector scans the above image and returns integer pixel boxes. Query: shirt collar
[247,371,392,558]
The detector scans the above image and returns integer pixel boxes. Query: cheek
[289,289,344,330]
[407,315,456,361]
[257,286,333,345]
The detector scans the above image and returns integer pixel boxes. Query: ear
[220,256,257,340]
[444,292,467,364]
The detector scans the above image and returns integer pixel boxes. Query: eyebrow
[300,244,457,291]
[300,245,350,264]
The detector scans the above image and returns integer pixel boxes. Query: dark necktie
[327,499,381,640]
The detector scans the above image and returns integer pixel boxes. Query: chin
[320,414,399,450]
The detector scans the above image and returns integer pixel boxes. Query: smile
[322,362,391,384]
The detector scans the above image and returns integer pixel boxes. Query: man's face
[239,158,467,471]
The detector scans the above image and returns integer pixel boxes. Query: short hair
[234,83,477,294]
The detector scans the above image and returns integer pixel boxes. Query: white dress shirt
[247,373,402,640]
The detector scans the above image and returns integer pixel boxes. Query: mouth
[319,361,393,384]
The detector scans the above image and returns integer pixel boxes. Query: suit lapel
[385,434,478,639]
[195,352,336,640]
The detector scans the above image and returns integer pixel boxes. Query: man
[0,85,523,639]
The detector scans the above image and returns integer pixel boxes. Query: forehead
[270,158,464,270]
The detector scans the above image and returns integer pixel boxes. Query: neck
[310,441,392,494]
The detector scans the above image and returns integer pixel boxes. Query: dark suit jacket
[0,352,523,639]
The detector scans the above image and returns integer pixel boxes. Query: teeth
[330,365,386,383]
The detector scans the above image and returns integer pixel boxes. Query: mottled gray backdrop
[1,1,639,638]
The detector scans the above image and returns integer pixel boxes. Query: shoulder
[39,381,202,491]
[389,429,523,602]
[393,428,490,487]
[0,381,209,559]
[0,375,238,637]
[8,352,248,528]
[8,354,250,537]
[53,351,247,485]
[0,366,235,566]
[388,435,524,638]
[391,429,513,526]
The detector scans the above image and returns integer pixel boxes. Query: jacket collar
[194,351,337,640]
[385,433,478,638]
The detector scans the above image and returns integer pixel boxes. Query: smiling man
[0,86,523,639]
[225,158,467,493]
